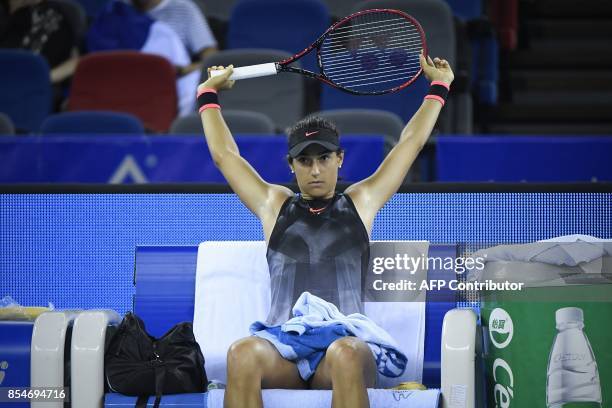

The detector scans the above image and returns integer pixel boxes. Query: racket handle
[209,63,278,81]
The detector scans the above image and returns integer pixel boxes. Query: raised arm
[345,52,455,230]
[199,66,292,234]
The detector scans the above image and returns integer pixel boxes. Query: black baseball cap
[288,127,340,157]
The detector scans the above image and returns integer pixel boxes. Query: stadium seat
[67,51,177,132]
[445,0,499,106]
[226,0,330,74]
[312,109,404,141]
[311,109,404,153]
[319,0,463,132]
[171,110,277,135]
[468,25,499,106]
[40,111,145,134]
[0,113,16,135]
[202,49,304,130]
[311,109,427,181]
[0,50,52,133]
[444,0,481,20]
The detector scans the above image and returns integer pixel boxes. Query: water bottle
[546,307,602,408]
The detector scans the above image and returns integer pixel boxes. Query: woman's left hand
[419,51,454,86]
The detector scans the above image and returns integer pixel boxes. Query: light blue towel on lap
[250,292,407,380]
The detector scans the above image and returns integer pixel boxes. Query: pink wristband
[430,81,450,90]
[198,103,221,113]
[197,87,218,97]
[424,95,446,106]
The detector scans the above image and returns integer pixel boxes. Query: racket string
[321,50,422,72]
[324,61,422,81]
[322,33,422,53]
[330,17,406,32]
[326,64,420,89]
[323,56,422,72]
[331,66,421,85]
[321,44,423,67]
[325,21,419,41]
[322,52,421,71]
[338,74,421,88]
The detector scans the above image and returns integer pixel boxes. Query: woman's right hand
[199,65,235,92]
[419,52,454,86]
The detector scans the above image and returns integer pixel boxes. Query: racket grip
[209,63,278,81]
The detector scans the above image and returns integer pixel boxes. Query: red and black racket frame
[275,8,428,95]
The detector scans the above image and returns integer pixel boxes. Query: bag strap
[134,362,165,408]
[152,364,166,408]
[135,395,148,408]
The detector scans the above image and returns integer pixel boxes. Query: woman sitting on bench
[198,52,454,408]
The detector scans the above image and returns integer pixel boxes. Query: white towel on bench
[193,241,270,383]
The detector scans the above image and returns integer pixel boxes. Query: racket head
[316,9,427,95]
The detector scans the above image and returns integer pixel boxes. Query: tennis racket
[210,9,427,95]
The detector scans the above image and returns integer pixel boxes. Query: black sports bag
[105,312,208,408]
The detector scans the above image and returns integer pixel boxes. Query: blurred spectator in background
[131,0,217,76]
[87,0,200,116]
[0,0,79,84]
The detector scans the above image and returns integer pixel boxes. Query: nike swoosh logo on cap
[305,131,318,137]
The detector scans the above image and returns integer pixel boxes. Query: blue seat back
[321,77,429,123]
[0,50,52,133]
[444,0,482,20]
[227,0,330,73]
[171,111,276,135]
[471,35,499,105]
[445,0,499,105]
[134,246,199,337]
[41,111,145,134]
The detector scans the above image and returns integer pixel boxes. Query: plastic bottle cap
[555,307,584,327]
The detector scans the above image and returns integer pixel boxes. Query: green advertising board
[481,285,612,408]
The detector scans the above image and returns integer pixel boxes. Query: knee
[325,337,372,373]
[226,336,269,374]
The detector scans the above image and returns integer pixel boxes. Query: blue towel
[250,292,407,380]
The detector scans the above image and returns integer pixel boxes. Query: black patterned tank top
[265,193,370,325]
